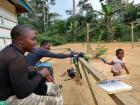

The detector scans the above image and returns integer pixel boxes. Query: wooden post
[86,23,90,53]
[131,22,134,49]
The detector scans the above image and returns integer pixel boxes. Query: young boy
[102,49,129,76]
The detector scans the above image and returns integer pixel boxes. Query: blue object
[35,62,52,67]
[35,62,52,72]
[0,101,7,105]
[17,0,32,13]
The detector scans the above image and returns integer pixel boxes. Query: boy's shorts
[35,62,52,72]
[111,71,122,76]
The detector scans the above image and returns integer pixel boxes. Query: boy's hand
[123,64,129,74]
[101,58,107,63]
[126,71,129,74]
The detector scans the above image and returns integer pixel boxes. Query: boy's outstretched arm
[124,63,129,74]
[106,61,114,65]
[101,58,114,65]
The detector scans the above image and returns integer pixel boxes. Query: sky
[50,0,140,19]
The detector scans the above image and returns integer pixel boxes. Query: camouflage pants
[6,83,63,105]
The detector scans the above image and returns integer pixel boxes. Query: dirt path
[46,42,140,105]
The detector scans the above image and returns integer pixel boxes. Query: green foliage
[50,35,66,45]
[123,3,139,24]
[93,46,108,57]
[99,0,125,42]
[17,0,140,44]
[84,54,93,60]
[36,33,66,46]
[120,33,138,42]
[113,23,130,40]
[120,34,132,41]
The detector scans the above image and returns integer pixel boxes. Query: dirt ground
[46,42,140,105]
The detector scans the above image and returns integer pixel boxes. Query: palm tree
[94,0,125,42]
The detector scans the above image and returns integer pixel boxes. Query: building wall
[0,0,18,50]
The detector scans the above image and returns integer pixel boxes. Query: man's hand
[70,51,79,57]
[38,68,54,82]
[38,68,50,78]
[46,75,53,82]
[78,52,85,57]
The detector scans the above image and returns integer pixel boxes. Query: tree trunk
[72,0,76,16]
[72,0,76,42]
[46,8,49,30]
[43,7,46,32]
[106,17,113,42]
[125,0,129,4]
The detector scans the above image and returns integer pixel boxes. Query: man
[0,25,63,105]
[26,40,75,66]
[26,40,76,78]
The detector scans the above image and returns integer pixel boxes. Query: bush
[50,35,66,45]
[36,34,66,46]
[120,34,138,42]
[36,34,46,44]
[120,34,131,41]
[93,46,108,57]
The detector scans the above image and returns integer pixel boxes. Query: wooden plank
[79,58,139,105]
[0,0,17,21]
[0,27,12,38]
[80,63,101,105]
[79,58,107,81]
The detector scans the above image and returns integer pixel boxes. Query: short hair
[116,48,124,55]
[11,25,34,40]
[40,40,49,46]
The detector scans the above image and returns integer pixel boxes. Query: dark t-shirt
[26,48,72,65]
[0,45,43,100]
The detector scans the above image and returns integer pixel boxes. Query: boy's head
[11,25,36,52]
[40,40,51,50]
[116,48,124,59]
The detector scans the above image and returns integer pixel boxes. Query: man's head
[40,40,51,50]
[11,25,36,53]
[116,48,124,59]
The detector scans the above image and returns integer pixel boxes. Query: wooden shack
[0,0,32,50]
